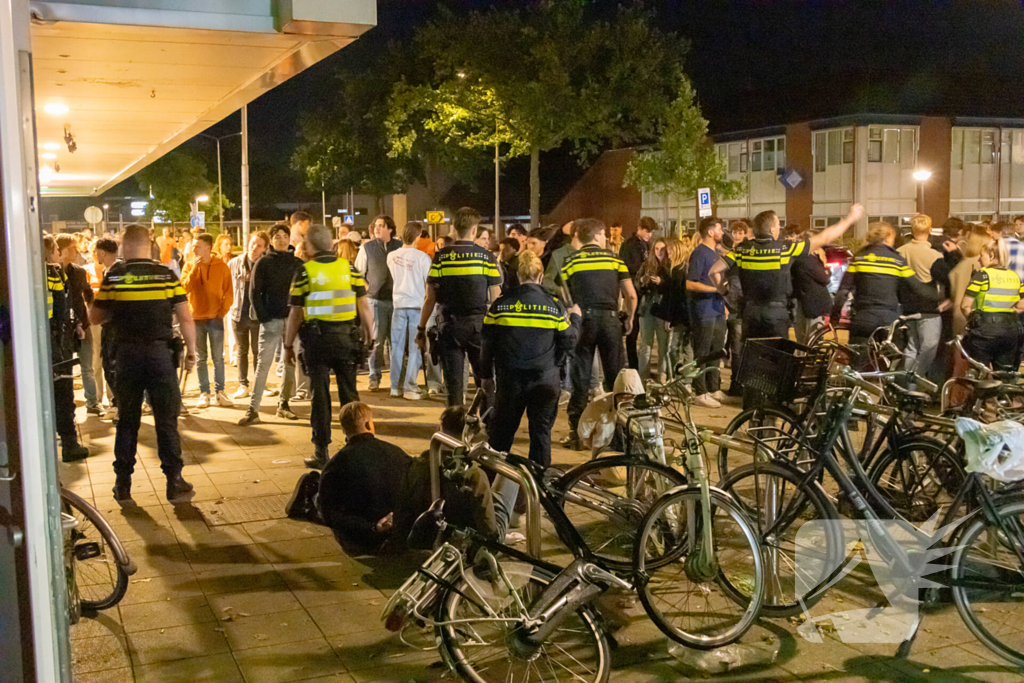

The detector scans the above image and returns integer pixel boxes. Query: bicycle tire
[61,490,129,611]
[951,497,1024,668]
[867,438,965,524]
[633,486,765,649]
[717,460,843,618]
[718,406,804,480]
[557,456,686,571]
[437,564,611,683]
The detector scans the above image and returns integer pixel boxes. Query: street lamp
[102,203,109,225]
[197,131,242,233]
[913,169,931,214]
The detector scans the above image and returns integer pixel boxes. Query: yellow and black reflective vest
[481,283,581,374]
[290,254,366,323]
[46,263,64,321]
[966,267,1024,313]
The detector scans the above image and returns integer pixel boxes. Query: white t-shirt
[387,246,432,309]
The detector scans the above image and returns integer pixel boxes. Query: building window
[777,137,786,169]
[728,143,740,174]
[966,130,981,164]
[951,129,963,169]
[814,132,826,173]
[828,130,842,166]
[981,130,995,164]
[740,142,748,172]
[900,128,916,167]
[869,127,882,162]
[751,140,762,172]
[764,139,775,171]
[882,129,900,163]
[1014,130,1024,166]
[842,130,854,163]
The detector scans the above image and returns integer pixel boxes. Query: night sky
[106,0,1024,217]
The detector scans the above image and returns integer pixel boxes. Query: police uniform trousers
[568,310,624,431]
[848,306,899,346]
[741,301,790,341]
[438,313,486,407]
[301,321,359,448]
[965,313,1022,372]
[113,341,184,478]
[489,367,561,468]
[53,344,77,444]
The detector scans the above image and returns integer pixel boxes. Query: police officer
[561,218,638,450]
[960,239,1024,371]
[711,204,864,342]
[415,207,502,407]
[45,236,89,462]
[482,251,581,467]
[88,224,197,503]
[284,224,373,469]
[832,221,941,346]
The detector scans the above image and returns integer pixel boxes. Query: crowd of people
[44,204,1024,548]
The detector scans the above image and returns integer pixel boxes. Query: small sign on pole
[83,206,103,225]
[190,212,205,230]
[331,216,342,229]
[343,214,354,226]
[425,210,445,225]
[697,188,712,218]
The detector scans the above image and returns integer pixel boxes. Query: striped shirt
[560,244,630,310]
[427,240,502,316]
[94,259,186,343]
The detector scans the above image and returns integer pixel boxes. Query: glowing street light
[913,169,931,212]
[195,194,209,203]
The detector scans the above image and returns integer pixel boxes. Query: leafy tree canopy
[135,148,232,223]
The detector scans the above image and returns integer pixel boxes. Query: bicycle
[718,369,1024,667]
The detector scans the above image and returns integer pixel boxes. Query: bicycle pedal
[74,541,101,561]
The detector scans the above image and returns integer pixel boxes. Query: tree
[136,148,232,224]
[624,79,745,236]
[387,1,687,227]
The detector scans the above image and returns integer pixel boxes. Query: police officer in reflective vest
[482,251,581,467]
[832,221,942,346]
[560,218,638,450]
[88,224,198,503]
[416,207,502,407]
[285,224,372,469]
[960,239,1024,371]
[711,204,864,343]
[45,235,89,462]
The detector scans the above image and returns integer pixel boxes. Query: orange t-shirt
[414,235,436,259]
[156,235,176,264]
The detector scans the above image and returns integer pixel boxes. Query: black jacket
[315,433,411,551]
[619,234,650,279]
[251,248,302,323]
[660,264,690,326]
[831,243,940,321]
[62,262,93,330]
[481,283,581,377]
[790,252,832,318]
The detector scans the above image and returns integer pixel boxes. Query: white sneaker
[264,386,280,397]
[232,385,250,399]
[403,390,422,401]
[559,390,571,406]
[390,389,402,398]
[694,393,722,409]
[711,390,727,403]
[368,379,381,391]
[196,394,211,409]
[215,391,233,407]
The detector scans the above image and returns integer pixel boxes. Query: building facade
[580,114,1024,238]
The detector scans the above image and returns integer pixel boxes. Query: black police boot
[304,445,329,470]
[61,441,90,463]
[560,431,582,451]
[166,473,195,503]
[112,476,133,503]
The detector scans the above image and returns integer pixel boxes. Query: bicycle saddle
[885,382,932,407]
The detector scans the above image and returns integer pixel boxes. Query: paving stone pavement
[63,361,1023,682]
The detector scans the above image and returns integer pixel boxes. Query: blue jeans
[369,299,394,383]
[195,318,226,395]
[79,329,99,409]
[390,308,422,393]
[638,313,670,381]
[248,318,295,412]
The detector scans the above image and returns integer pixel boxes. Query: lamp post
[191,195,209,229]
[197,131,242,233]
[913,169,931,215]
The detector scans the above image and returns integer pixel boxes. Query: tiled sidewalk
[63,366,1024,682]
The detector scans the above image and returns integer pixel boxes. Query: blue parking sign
[697,187,711,217]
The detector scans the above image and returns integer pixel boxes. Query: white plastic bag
[956,417,1024,483]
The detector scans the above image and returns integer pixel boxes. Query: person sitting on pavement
[315,401,412,554]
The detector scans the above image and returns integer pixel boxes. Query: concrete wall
[545,149,641,235]
[919,116,952,225]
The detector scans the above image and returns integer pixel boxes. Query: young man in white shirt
[386,221,433,399]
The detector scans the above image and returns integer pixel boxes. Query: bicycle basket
[736,337,830,404]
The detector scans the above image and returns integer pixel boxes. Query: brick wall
[545,149,642,235]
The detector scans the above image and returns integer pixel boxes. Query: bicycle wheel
[952,498,1024,668]
[868,438,965,523]
[61,490,129,611]
[718,406,804,480]
[437,562,610,683]
[718,461,843,618]
[558,456,686,571]
[633,486,764,649]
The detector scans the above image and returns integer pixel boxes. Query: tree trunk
[530,144,540,229]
